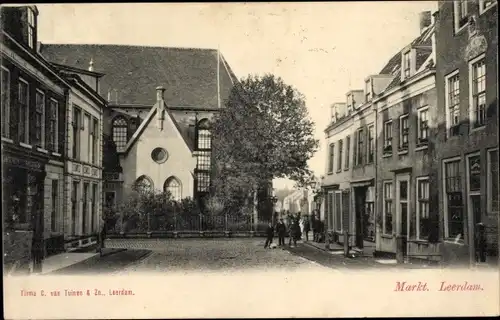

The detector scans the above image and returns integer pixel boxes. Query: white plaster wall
[121,112,196,199]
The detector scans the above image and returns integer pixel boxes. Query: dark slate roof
[39,43,238,108]
[377,25,434,93]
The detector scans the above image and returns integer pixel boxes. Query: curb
[303,241,344,253]
[112,250,154,274]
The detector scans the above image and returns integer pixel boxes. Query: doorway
[396,174,410,259]
[354,187,367,249]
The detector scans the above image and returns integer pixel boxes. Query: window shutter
[352,133,358,166]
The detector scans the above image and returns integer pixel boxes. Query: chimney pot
[419,11,432,34]
[156,86,166,101]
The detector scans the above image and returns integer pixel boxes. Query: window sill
[480,2,497,15]
[469,125,486,134]
[444,239,465,246]
[381,234,393,239]
[382,153,392,158]
[415,144,428,152]
[336,170,342,174]
[37,148,49,154]
[52,152,62,157]
[397,149,408,156]
[1,137,14,143]
[19,142,33,149]
[327,172,333,175]
[454,22,469,36]
[408,239,429,245]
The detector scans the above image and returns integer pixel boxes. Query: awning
[350,178,374,187]
[390,167,413,174]
[321,184,339,191]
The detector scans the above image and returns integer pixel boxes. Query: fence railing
[108,212,272,234]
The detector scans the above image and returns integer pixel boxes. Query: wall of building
[435,1,498,262]
[120,109,196,199]
[375,83,440,259]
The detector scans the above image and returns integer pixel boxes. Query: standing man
[276,218,286,246]
[264,222,274,249]
[304,217,311,242]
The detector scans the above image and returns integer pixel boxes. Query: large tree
[212,74,319,203]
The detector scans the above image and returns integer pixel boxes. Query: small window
[337,139,343,172]
[34,90,45,148]
[328,143,334,173]
[164,177,182,201]
[470,58,486,129]
[1,67,11,138]
[48,99,59,152]
[446,72,460,137]
[112,116,128,151]
[417,107,429,144]
[416,177,430,240]
[399,114,409,150]
[383,120,393,154]
[454,0,469,32]
[27,7,36,49]
[383,182,393,235]
[403,51,411,79]
[18,79,29,144]
[344,136,350,169]
[367,124,374,163]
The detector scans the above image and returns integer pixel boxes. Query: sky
[35,2,438,190]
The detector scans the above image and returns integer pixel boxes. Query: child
[264,222,274,249]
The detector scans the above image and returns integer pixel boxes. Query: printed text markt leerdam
[395,281,484,292]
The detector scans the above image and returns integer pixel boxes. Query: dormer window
[347,95,353,115]
[453,0,469,33]
[403,51,411,78]
[27,7,36,49]
[365,80,372,102]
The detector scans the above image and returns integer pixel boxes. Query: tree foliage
[212,74,319,200]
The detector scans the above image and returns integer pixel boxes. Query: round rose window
[151,147,169,164]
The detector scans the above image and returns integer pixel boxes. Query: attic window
[27,7,36,49]
[365,79,372,102]
[403,51,411,78]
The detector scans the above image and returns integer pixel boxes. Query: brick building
[434,0,498,264]
[373,12,439,261]
[39,44,239,213]
[1,6,69,269]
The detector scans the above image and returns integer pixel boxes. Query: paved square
[106,238,329,273]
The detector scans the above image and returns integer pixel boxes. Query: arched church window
[112,116,128,151]
[164,177,182,201]
[134,175,153,194]
[196,118,211,150]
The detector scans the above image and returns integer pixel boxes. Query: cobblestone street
[107,238,330,273]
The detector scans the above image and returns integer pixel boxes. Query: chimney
[156,86,165,102]
[419,11,432,34]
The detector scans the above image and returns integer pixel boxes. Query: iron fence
[108,211,271,234]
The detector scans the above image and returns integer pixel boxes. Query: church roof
[39,43,238,109]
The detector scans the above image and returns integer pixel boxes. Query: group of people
[264,214,311,249]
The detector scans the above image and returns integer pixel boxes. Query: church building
[40,44,238,210]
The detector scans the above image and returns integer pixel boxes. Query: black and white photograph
[2,1,499,318]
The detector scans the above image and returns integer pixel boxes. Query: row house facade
[54,63,106,248]
[1,6,69,271]
[434,0,498,264]
[373,16,439,261]
[322,11,440,261]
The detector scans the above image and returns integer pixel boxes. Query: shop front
[2,145,48,273]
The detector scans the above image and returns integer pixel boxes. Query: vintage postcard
[2,1,499,319]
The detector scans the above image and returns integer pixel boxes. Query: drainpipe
[373,102,378,256]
